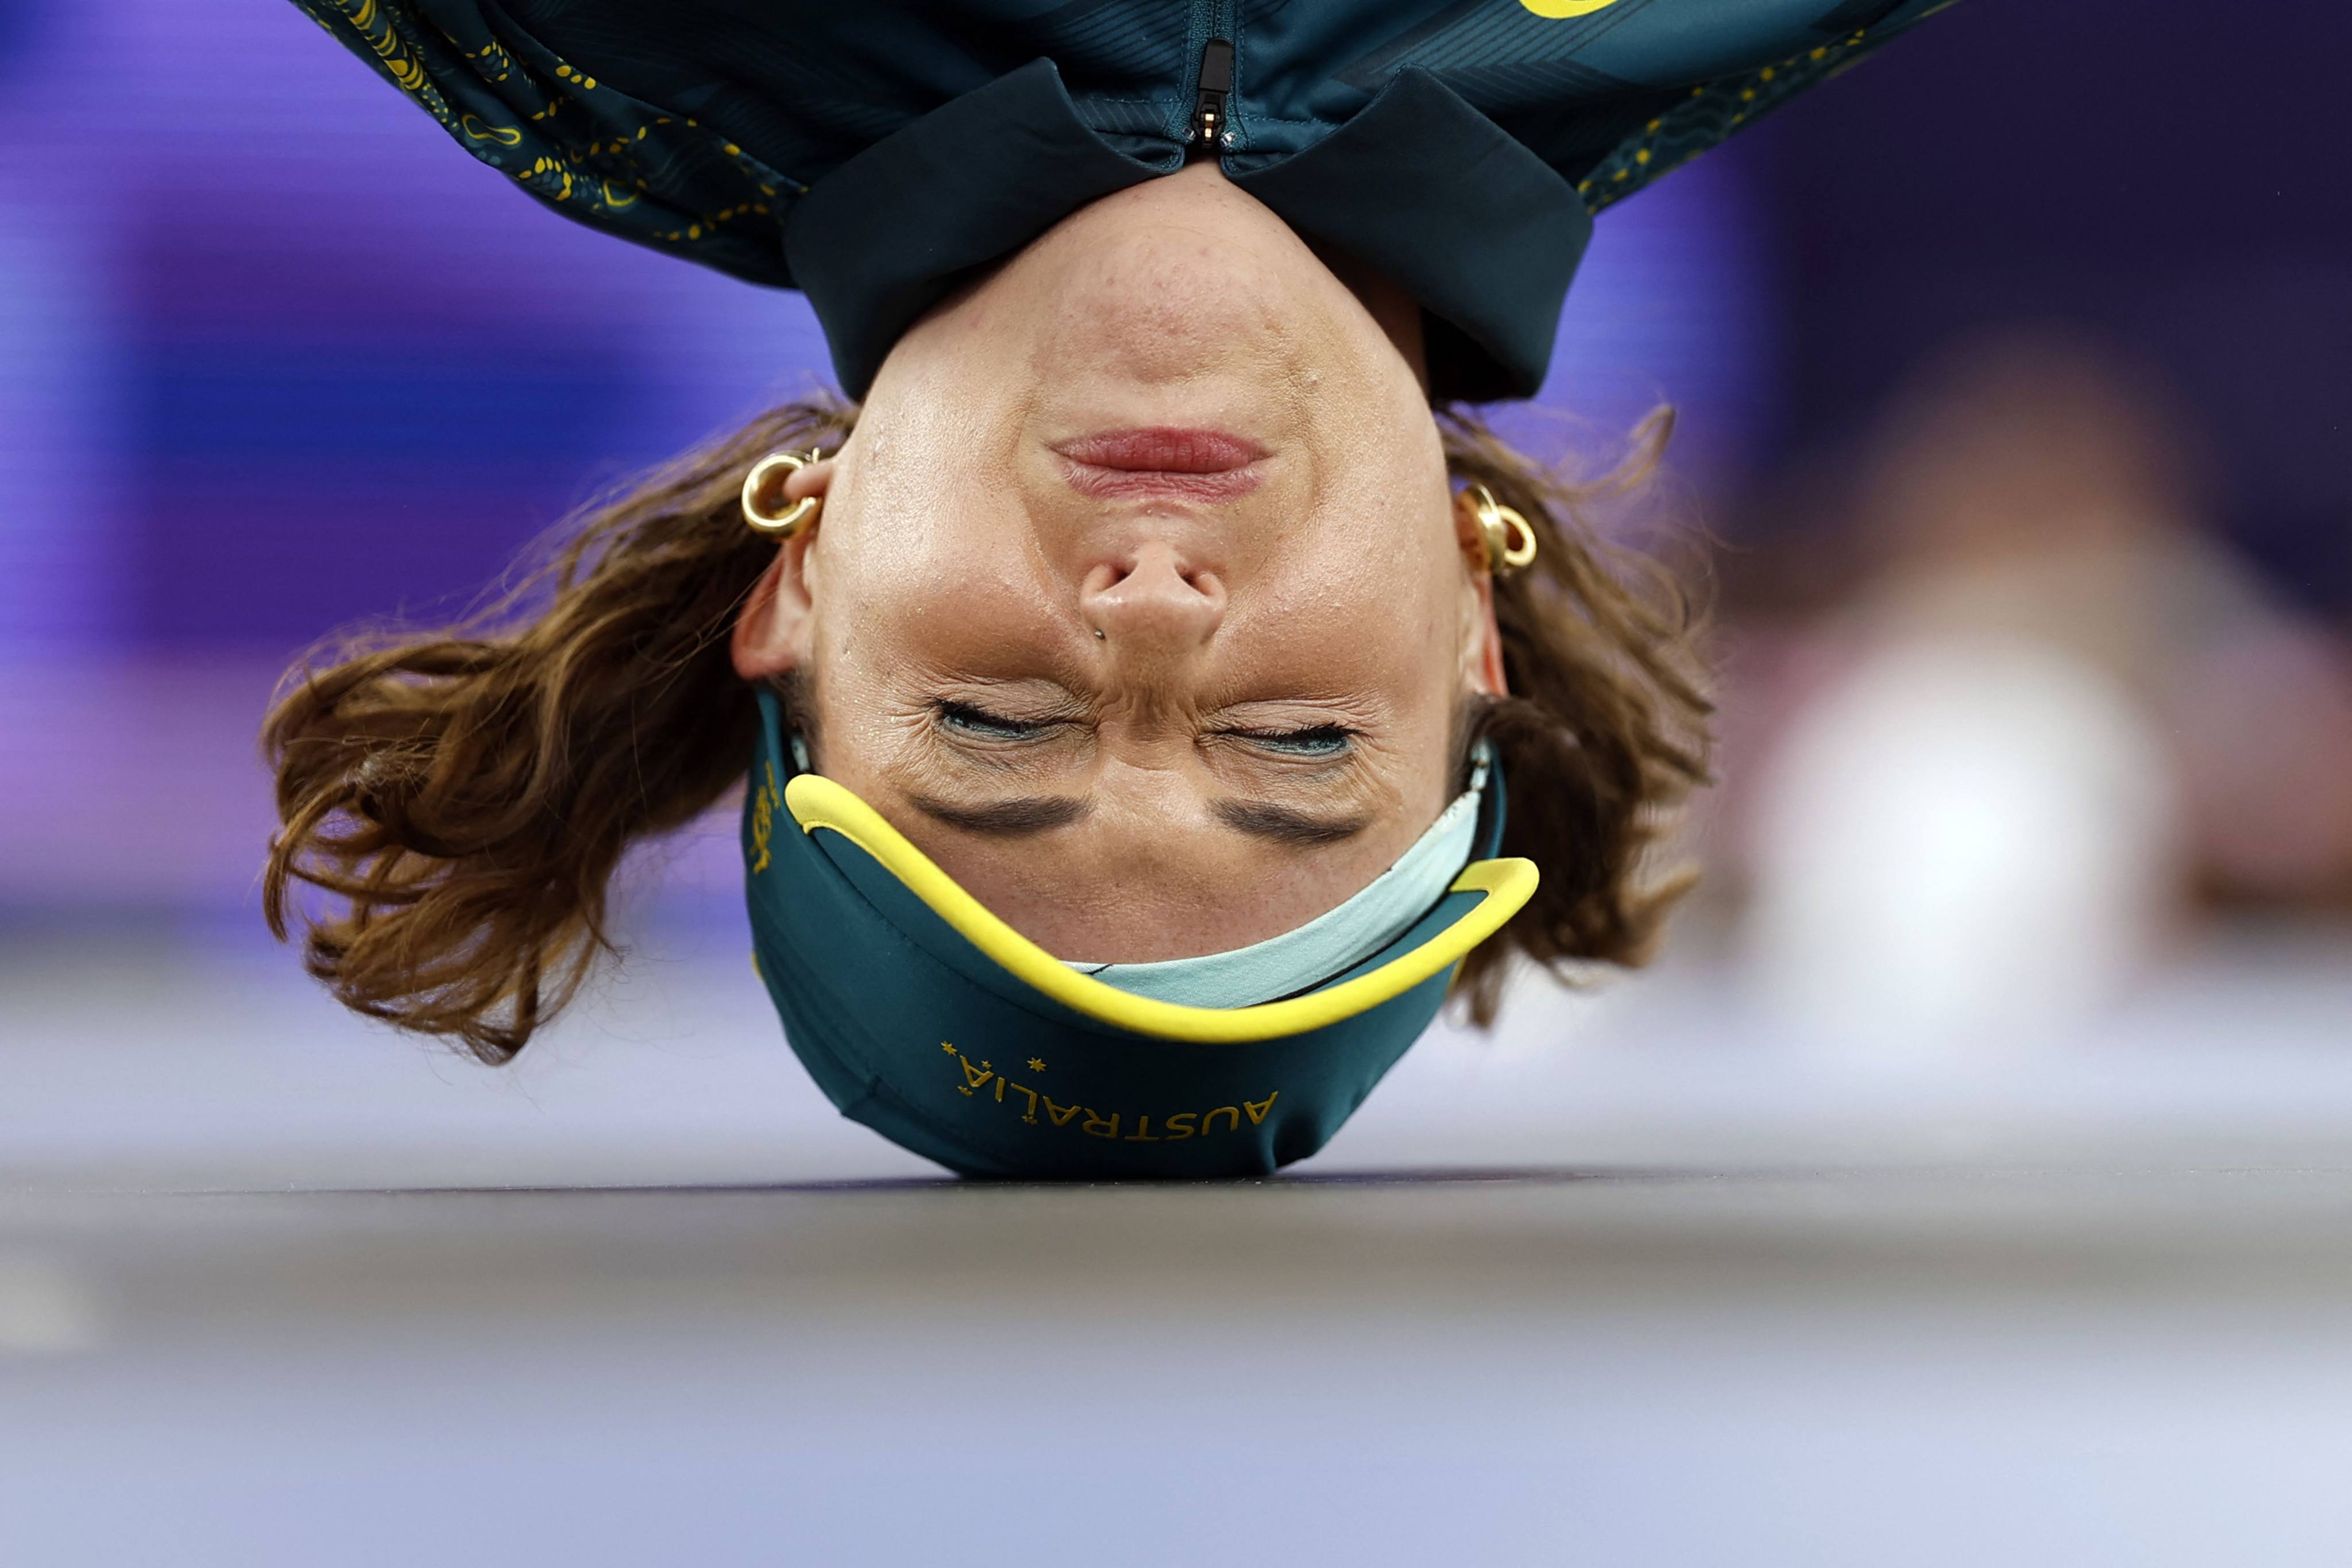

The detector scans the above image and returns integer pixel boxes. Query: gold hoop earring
[1466,484,1538,574]
[742,449,825,538]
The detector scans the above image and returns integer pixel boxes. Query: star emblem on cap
[1027,1057,1048,1073]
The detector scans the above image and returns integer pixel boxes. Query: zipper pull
[1192,38,1234,151]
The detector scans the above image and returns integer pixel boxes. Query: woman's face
[735,163,1503,962]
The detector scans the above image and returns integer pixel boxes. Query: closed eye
[1223,725,1354,758]
[935,700,1053,743]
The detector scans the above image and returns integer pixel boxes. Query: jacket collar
[784,58,1590,404]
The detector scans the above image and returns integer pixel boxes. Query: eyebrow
[910,793,1095,836]
[907,791,1369,848]
[1211,799,1372,847]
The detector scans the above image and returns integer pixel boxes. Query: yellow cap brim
[785,773,1537,1044]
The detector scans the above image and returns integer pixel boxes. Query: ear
[731,457,835,681]
[1452,487,1510,698]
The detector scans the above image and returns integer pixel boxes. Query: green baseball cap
[742,688,1535,1179]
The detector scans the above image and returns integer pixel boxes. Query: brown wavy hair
[262,395,1709,1062]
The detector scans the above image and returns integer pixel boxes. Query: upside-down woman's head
[263,163,1710,1063]
[732,163,1501,961]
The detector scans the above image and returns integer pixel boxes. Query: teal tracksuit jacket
[292,0,1954,401]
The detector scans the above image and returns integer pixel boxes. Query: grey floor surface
[5,917,2351,1564]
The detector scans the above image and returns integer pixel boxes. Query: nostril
[1079,546,1226,650]
[1081,542,1208,593]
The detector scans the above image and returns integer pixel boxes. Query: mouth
[1053,427,1268,502]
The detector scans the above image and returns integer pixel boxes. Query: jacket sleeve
[290,0,800,287]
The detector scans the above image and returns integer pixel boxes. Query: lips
[1053,427,1268,501]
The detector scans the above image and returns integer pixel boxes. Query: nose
[1079,539,1227,661]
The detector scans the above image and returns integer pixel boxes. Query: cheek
[829,450,1002,571]
[1262,476,1465,692]
[1296,403,1454,608]
[833,328,1041,567]
[808,495,1071,700]
[1239,495,1467,810]
[814,414,1052,671]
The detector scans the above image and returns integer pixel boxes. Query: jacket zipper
[1192,37,1234,152]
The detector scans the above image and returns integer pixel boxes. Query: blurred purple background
[0,0,2345,924]
[6,14,2351,1551]
[0,0,1773,907]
